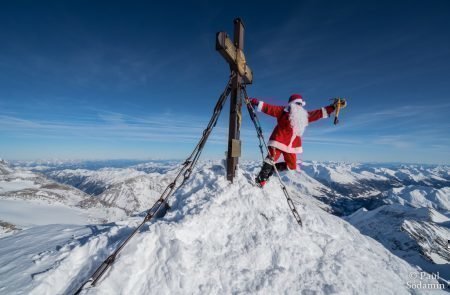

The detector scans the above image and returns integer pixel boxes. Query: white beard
[288,103,309,137]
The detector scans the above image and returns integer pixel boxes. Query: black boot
[275,162,288,172]
[256,162,274,187]
[265,162,288,180]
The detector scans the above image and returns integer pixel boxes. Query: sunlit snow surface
[0,162,447,294]
[0,199,89,226]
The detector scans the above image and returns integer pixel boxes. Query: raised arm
[308,105,335,123]
[250,98,284,118]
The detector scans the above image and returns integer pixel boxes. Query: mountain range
[0,159,448,293]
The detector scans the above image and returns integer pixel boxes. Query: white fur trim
[290,98,306,106]
[268,140,303,153]
[257,101,264,112]
[321,107,328,118]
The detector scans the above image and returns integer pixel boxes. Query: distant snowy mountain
[302,162,450,190]
[11,159,149,171]
[385,185,450,212]
[97,173,172,214]
[19,160,450,217]
[0,161,126,231]
[46,166,178,214]
[301,161,450,215]
[1,160,84,205]
[0,159,13,175]
[1,162,444,294]
[347,204,450,282]
[47,168,148,195]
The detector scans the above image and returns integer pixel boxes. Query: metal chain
[241,87,303,227]
[242,93,265,162]
[74,74,234,295]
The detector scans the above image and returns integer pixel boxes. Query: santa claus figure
[250,94,346,187]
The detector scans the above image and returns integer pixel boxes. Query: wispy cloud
[373,135,413,149]
[0,110,259,146]
[312,102,450,133]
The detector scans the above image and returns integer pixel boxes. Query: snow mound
[0,220,20,237]
[0,162,442,294]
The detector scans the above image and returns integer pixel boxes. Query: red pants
[269,147,297,170]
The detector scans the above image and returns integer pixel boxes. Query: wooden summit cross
[216,18,253,182]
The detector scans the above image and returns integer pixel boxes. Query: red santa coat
[256,101,335,153]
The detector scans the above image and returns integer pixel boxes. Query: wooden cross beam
[216,18,253,182]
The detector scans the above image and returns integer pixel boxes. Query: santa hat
[288,94,306,106]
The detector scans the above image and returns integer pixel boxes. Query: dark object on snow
[154,200,170,219]
[255,162,289,187]
[256,162,274,187]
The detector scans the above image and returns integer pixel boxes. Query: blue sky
[0,0,449,164]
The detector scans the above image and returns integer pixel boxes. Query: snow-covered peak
[0,159,13,175]
[0,163,441,294]
[385,186,450,211]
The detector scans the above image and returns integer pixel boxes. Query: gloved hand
[249,98,259,107]
[333,98,347,109]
